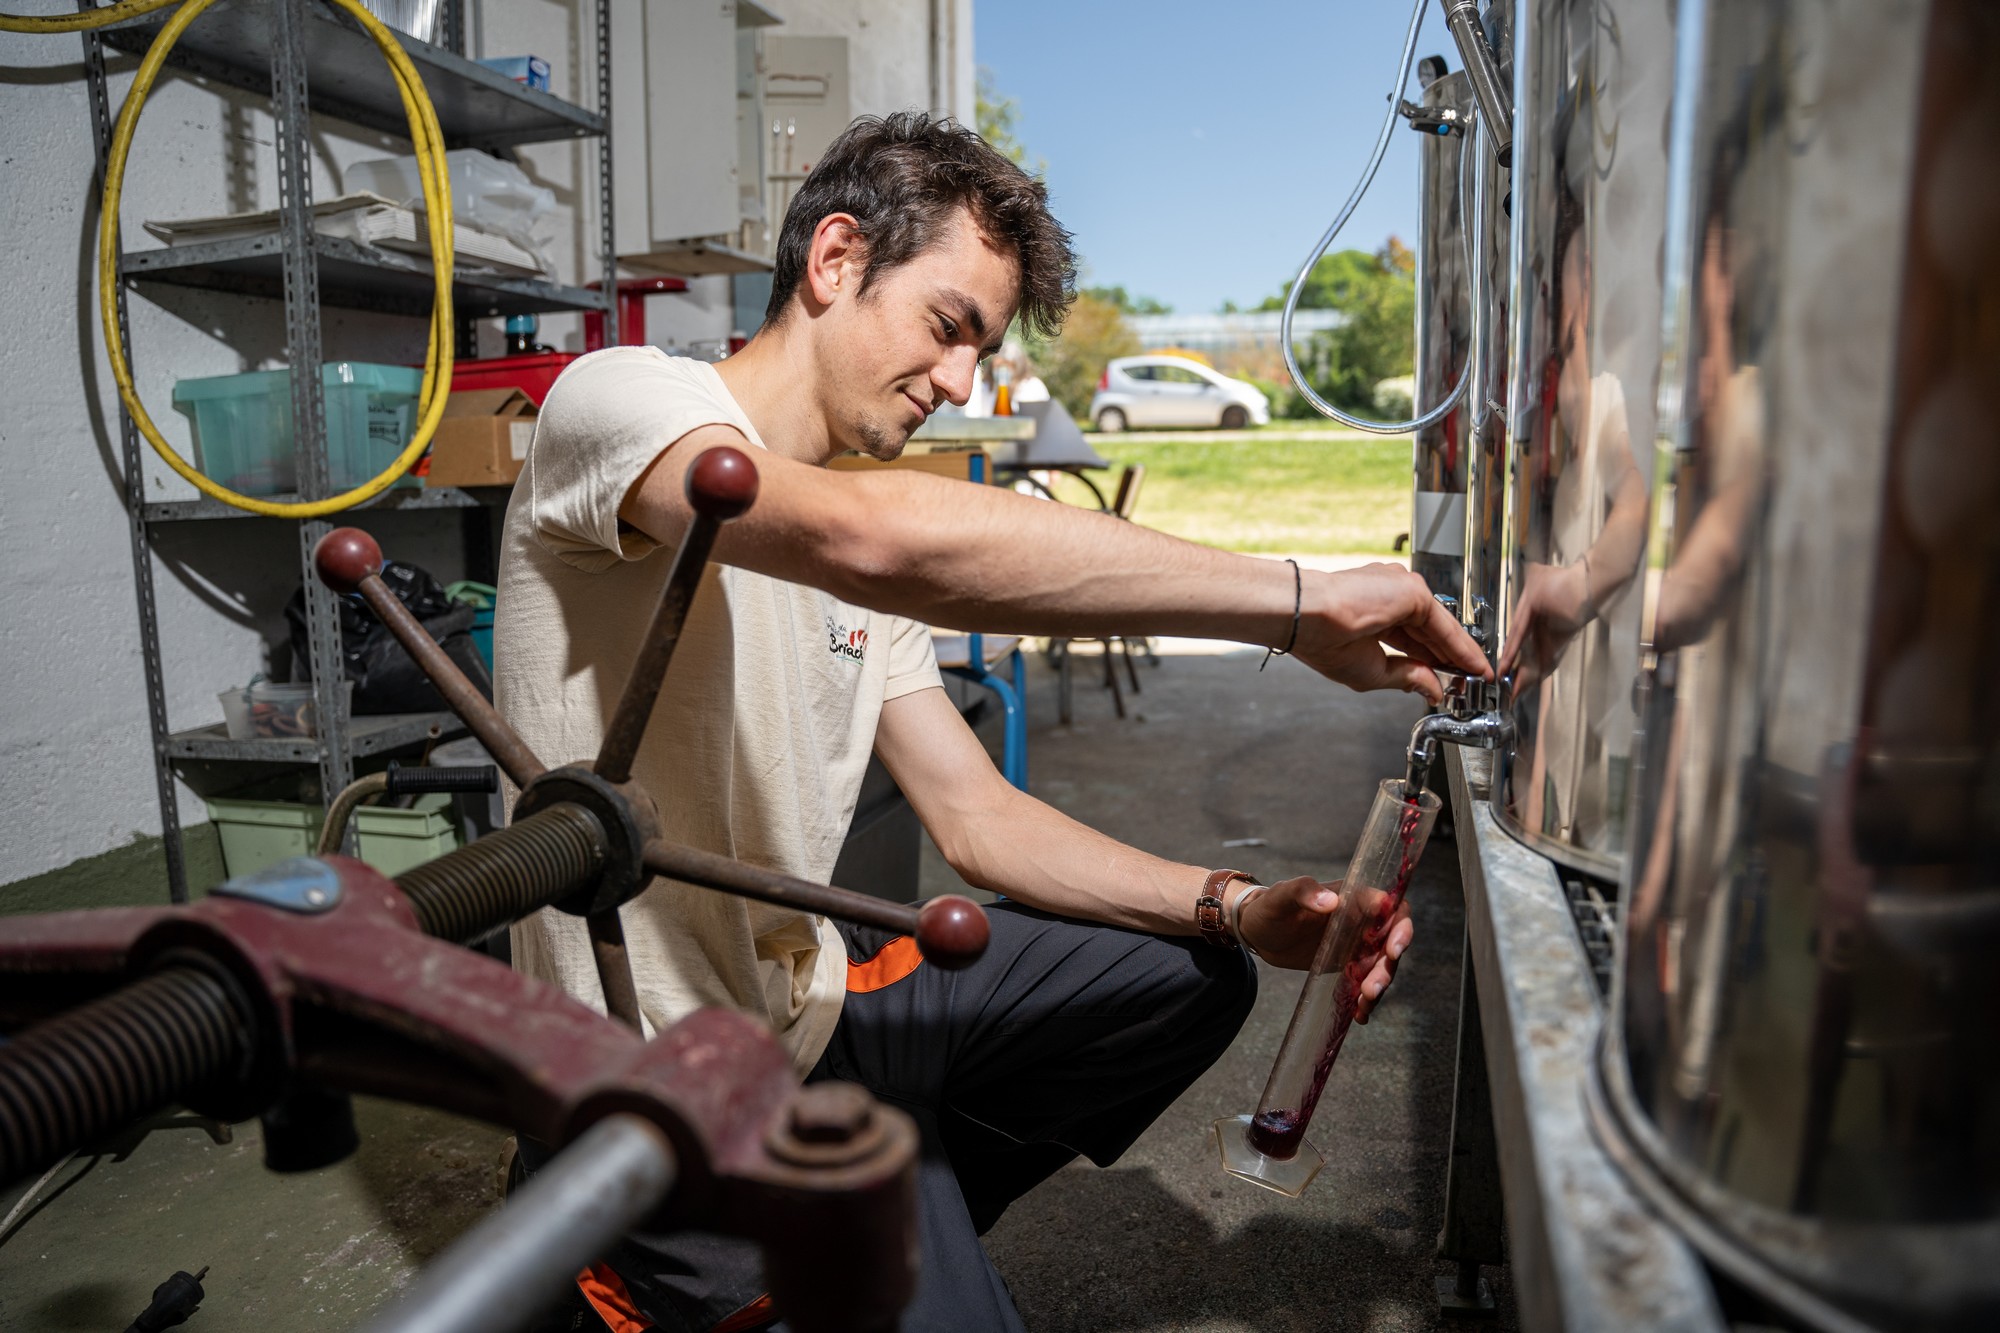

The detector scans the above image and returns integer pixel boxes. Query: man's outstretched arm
[620,426,1488,705]
[873,687,1411,1019]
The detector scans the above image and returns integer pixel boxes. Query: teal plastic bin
[171,362,426,496]
[445,581,496,672]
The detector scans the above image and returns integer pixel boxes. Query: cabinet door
[640,0,741,250]
[761,35,851,233]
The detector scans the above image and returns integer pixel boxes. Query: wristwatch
[1196,869,1259,949]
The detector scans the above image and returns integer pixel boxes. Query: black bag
[286,559,494,715]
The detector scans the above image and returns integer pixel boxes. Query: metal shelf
[142,484,509,524]
[88,0,615,901]
[166,712,465,763]
[101,0,603,149]
[124,234,602,319]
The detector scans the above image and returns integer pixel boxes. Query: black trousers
[533,902,1258,1333]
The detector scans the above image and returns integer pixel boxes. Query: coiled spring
[0,965,248,1182]
[394,803,607,944]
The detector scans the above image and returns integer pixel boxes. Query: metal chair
[1054,464,1154,724]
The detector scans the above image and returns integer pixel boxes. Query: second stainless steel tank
[1593,0,2000,1327]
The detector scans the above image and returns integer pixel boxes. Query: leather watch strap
[1196,869,1257,948]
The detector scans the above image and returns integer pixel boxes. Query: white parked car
[1089,355,1271,432]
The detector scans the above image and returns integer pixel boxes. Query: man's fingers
[1383,654,1446,705]
[1381,627,1455,670]
[1407,584,1493,678]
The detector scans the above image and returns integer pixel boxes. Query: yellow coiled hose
[5,0,455,517]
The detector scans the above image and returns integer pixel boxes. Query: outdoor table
[913,405,1114,509]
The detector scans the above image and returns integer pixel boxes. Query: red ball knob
[685,446,759,521]
[915,895,989,971]
[314,528,383,594]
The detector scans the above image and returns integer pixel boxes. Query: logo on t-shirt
[826,615,868,664]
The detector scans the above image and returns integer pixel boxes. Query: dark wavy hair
[764,111,1077,339]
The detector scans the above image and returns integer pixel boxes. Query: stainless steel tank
[1493,0,1677,877]
[1458,1,1513,672]
[1592,0,2000,1327]
[1411,69,1474,605]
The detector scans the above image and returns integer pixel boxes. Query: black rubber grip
[384,764,500,796]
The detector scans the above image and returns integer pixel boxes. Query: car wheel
[1096,408,1127,433]
[1220,405,1248,430]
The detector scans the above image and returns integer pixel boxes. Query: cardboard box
[424,388,537,487]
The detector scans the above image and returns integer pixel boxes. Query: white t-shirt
[494,348,942,1073]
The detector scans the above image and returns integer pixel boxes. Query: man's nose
[934,348,979,407]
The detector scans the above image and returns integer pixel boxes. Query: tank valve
[1405,707,1511,800]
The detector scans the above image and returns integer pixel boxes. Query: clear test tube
[1215,778,1442,1196]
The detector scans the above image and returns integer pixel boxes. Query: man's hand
[1294,563,1491,705]
[1233,876,1414,1024]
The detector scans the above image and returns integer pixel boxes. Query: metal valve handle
[309,447,990,975]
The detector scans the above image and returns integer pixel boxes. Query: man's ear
[805,214,865,308]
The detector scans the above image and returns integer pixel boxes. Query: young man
[497,113,1487,1332]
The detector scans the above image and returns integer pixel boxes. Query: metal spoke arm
[310,444,991,971]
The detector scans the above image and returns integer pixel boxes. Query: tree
[975,67,1045,177]
[1037,291,1139,420]
[1260,239,1416,415]
[1082,284,1172,316]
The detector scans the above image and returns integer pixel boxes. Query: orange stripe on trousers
[846,935,923,993]
[577,1263,652,1333]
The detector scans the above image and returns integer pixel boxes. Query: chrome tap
[1405,688,1511,799]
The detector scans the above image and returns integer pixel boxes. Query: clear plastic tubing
[1218,778,1442,1194]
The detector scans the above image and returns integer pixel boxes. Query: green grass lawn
[1043,429,1413,555]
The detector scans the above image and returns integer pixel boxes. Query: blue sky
[974,0,1459,314]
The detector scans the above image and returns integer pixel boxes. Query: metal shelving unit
[100,0,603,148]
[124,234,605,318]
[83,0,617,901]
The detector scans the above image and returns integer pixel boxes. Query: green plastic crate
[351,794,459,877]
[207,792,459,880]
[206,795,324,878]
[171,362,425,497]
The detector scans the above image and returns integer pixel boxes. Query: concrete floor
[0,646,1515,1332]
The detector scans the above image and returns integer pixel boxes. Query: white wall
[0,0,971,885]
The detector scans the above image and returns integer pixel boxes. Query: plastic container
[205,792,458,878]
[217,686,254,740]
[206,795,325,878]
[445,582,496,671]
[357,0,439,39]
[351,793,459,876]
[171,362,425,496]
[344,148,555,247]
[245,680,352,738]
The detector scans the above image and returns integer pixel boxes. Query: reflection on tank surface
[1411,69,1475,607]
[1458,2,1513,670]
[1597,0,2000,1327]
[1494,0,1673,876]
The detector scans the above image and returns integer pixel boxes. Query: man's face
[812,209,1020,460]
